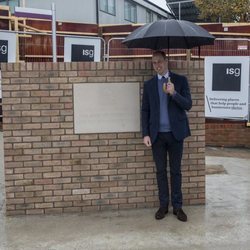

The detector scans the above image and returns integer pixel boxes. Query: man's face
[152,54,168,76]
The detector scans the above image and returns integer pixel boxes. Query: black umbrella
[122,19,215,50]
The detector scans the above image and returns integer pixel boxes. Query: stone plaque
[74,82,140,133]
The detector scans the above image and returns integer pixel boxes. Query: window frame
[124,0,137,23]
[99,0,116,16]
[146,9,153,23]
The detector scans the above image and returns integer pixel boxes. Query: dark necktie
[161,76,166,92]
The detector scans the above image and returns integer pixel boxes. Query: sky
[147,0,171,11]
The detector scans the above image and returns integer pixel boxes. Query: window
[146,10,153,23]
[99,0,115,15]
[124,0,137,23]
[0,0,20,13]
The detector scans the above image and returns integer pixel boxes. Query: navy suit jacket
[141,71,192,144]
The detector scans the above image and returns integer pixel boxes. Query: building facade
[1,0,174,24]
[166,0,200,22]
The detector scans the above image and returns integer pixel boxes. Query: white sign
[0,31,16,63]
[205,56,250,119]
[237,45,248,50]
[15,7,52,19]
[74,82,140,133]
[64,37,101,62]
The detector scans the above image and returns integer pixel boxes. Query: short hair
[152,50,166,60]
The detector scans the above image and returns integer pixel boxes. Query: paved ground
[0,133,250,250]
[206,146,250,159]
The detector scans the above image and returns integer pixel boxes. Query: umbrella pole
[168,37,170,66]
[186,49,191,76]
[186,49,191,63]
[168,48,169,65]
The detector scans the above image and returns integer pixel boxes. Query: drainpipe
[96,0,99,25]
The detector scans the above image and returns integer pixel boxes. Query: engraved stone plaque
[74,82,140,133]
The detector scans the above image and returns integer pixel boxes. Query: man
[141,50,192,222]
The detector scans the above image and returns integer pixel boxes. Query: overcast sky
[148,0,171,11]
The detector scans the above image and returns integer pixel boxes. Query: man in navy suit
[141,50,192,222]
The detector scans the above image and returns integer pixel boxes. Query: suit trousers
[152,132,183,209]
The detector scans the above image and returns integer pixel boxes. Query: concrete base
[0,137,250,249]
[206,164,227,174]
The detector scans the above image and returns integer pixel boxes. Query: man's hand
[166,82,175,95]
[143,136,152,147]
[163,77,175,95]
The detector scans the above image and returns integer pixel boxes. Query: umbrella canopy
[122,19,215,50]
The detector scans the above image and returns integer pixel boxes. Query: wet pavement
[0,133,250,250]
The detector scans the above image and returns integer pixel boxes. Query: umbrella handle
[167,77,171,84]
[163,77,173,94]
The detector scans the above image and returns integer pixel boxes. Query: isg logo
[212,63,241,91]
[71,44,95,62]
[82,49,94,58]
[0,44,7,54]
[226,67,241,77]
[0,40,8,62]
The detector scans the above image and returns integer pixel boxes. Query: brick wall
[1,60,205,215]
[206,119,250,147]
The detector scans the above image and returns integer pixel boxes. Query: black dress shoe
[155,207,168,220]
[173,208,187,222]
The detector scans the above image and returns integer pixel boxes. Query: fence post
[52,3,57,62]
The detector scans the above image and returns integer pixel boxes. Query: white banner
[15,7,52,19]
[205,56,250,119]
